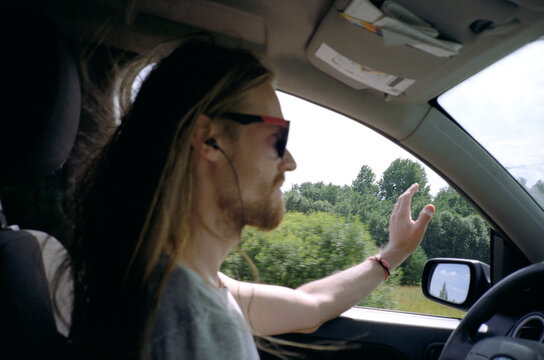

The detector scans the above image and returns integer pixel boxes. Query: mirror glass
[429,263,471,304]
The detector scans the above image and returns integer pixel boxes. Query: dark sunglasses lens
[276,129,289,158]
[222,112,290,157]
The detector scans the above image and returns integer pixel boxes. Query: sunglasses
[221,112,290,158]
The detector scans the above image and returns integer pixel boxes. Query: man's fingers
[416,204,435,228]
[400,183,419,204]
[404,204,435,242]
[406,183,419,197]
[393,183,420,216]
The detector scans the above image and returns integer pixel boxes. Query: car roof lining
[48,0,544,119]
[61,0,543,140]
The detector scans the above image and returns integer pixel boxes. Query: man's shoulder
[152,262,226,316]
[163,266,207,298]
[147,260,259,360]
[148,262,239,345]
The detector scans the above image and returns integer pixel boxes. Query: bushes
[222,212,399,309]
[400,247,427,285]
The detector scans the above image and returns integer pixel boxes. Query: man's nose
[280,149,297,172]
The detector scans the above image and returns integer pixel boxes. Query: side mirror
[422,258,491,311]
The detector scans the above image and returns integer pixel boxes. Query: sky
[278,38,544,200]
[439,39,544,190]
[277,91,448,196]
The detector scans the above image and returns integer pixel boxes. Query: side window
[222,92,490,319]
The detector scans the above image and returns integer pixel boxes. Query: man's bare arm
[220,184,435,336]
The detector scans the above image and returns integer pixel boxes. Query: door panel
[260,307,456,359]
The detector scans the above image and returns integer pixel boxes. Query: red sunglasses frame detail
[221,112,290,157]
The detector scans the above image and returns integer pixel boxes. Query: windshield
[438,38,544,209]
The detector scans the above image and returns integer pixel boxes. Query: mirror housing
[422,258,491,311]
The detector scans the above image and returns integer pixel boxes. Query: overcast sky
[439,39,544,189]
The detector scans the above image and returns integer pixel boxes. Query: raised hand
[382,183,435,269]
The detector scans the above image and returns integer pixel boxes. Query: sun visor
[306,0,520,97]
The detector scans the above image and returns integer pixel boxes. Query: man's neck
[181,213,241,287]
[186,148,245,286]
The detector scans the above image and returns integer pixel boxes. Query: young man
[192,81,434,337]
[67,37,434,359]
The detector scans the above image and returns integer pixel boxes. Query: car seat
[0,8,80,360]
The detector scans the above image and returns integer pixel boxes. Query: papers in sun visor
[315,43,415,96]
[306,0,458,96]
[342,0,462,58]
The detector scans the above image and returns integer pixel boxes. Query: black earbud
[205,138,219,150]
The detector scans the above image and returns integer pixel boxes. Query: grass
[391,286,466,319]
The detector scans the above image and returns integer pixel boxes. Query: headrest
[1,10,81,186]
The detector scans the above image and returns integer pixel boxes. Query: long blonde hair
[67,35,272,359]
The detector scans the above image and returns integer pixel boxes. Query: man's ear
[191,114,222,161]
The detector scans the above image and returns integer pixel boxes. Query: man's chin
[246,198,285,231]
[255,210,284,231]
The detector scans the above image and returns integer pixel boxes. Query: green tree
[351,191,380,223]
[420,214,443,259]
[285,182,378,219]
[352,165,378,196]
[287,182,350,214]
[378,159,430,201]
[310,200,333,213]
[466,215,490,262]
[292,182,342,205]
[420,210,489,262]
[438,211,469,257]
[366,199,394,247]
[284,189,311,213]
[433,187,477,217]
[400,247,427,285]
[417,185,490,263]
[332,186,358,217]
[439,282,449,300]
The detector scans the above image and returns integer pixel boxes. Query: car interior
[1,0,544,359]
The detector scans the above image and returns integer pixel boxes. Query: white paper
[381,0,438,37]
[375,16,462,57]
[342,0,463,58]
[315,43,415,95]
[344,0,383,23]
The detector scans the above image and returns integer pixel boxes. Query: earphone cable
[216,147,246,229]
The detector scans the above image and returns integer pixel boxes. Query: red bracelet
[368,255,391,281]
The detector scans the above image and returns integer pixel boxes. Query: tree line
[222,158,491,297]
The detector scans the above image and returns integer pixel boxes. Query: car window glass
[438,38,544,210]
[221,92,491,319]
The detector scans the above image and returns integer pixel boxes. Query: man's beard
[217,163,285,232]
[243,173,285,231]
